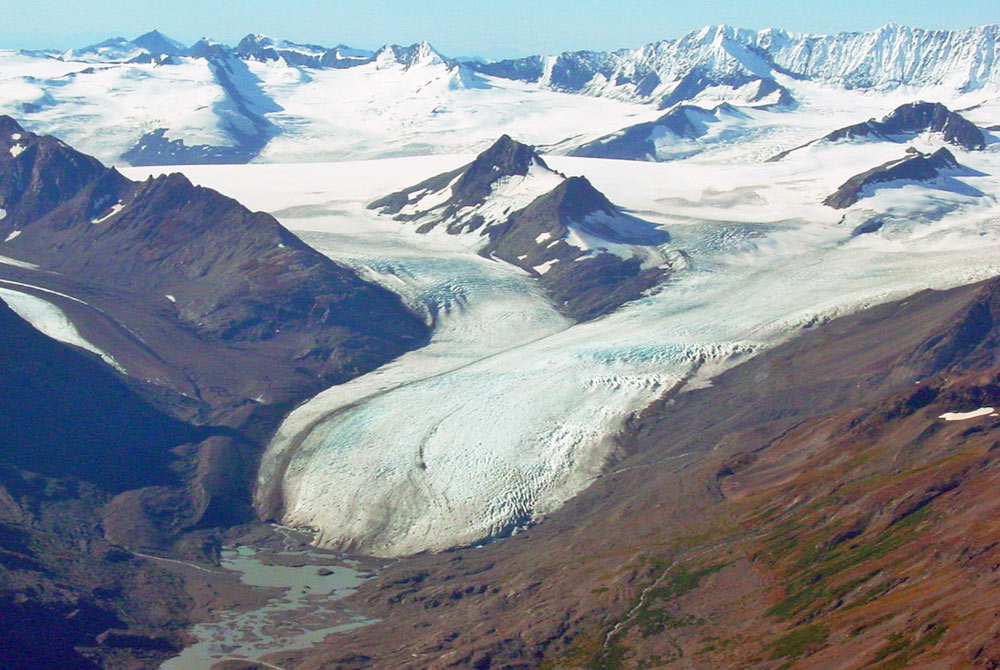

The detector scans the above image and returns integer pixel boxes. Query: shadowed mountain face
[824,147,962,209]
[569,103,750,162]
[824,101,986,150]
[371,135,673,320]
[0,114,429,540]
[283,276,1000,670]
[0,299,204,493]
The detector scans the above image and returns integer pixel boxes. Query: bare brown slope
[0,118,427,669]
[0,116,429,539]
[279,276,1000,670]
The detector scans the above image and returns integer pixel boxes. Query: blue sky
[1,0,997,58]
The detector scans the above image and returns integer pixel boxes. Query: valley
[1,18,1000,670]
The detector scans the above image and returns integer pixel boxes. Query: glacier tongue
[129,139,995,557]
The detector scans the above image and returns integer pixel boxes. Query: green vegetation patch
[767,623,829,661]
[764,506,932,621]
[869,622,949,670]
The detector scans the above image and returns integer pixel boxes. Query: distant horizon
[1,0,998,60]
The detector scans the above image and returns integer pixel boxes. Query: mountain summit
[371,136,673,320]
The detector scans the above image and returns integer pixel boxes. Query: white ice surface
[0,284,121,370]
[0,254,38,269]
[122,135,1000,557]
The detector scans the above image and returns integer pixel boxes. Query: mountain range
[1,24,998,166]
[1,20,1000,670]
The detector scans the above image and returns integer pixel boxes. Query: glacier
[124,108,1000,555]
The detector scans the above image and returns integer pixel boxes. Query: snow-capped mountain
[370,135,673,321]
[474,24,1000,107]
[0,24,996,167]
[64,29,187,62]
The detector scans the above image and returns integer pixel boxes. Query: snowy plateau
[6,25,1000,557]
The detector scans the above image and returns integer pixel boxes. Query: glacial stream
[160,529,375,670]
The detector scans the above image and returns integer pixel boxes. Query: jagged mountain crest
[455,134,552,195]
[375,41,446,68]
[0,117,114,228]
[824,146,963,209]
[0,115,428,355]
[368,135,563,235]
[65,31,188,62]
[770,101,987,161]
[472,23,1000,107]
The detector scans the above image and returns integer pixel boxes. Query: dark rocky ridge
[369,134,543,234]
[0,117,429,667]
[482,176,670,321]
[371,135,672,321]
[823,146,960,209]
[0,116,427,377]
[130,30,187,57]
[770,101,986,161]
[0,117,428,534]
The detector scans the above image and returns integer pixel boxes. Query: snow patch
[533,259,559,274]
[9,144,23,157]
[0,285,123,371]
[91,202,124,224]
[0,254,38,269]
[939,407,995,421]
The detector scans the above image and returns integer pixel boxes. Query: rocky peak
[542,175,617,221]
[0,118,111,227]
[375,41,445,69]
[187,38,233,60]
[0,115,30,146]
[132,30,187,56]
[235,34,285,62]
[880,101,985,149]
[771,101,985,161]
[824,147,960,209]
[460,134,547,183]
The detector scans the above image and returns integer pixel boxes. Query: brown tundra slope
[277,276,1000,670]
